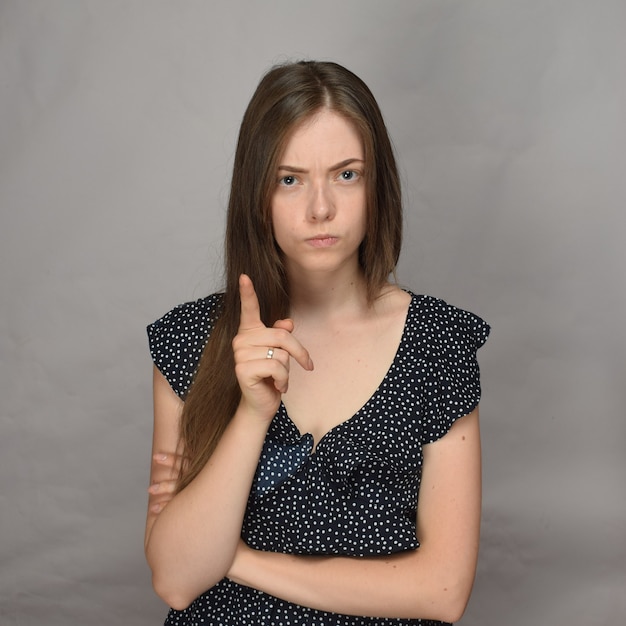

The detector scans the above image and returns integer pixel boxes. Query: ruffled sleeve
[146,293,223,398]
[415,296,490,444]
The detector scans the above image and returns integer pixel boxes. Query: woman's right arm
[144,275,313,611]
[145,367,270,610]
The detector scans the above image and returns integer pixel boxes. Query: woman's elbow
[149,559,228,611]
[440,595,470,625]
[432,576,474,624]
[151,572,197,611]
[146,543,232,610]
[408,563,474,623]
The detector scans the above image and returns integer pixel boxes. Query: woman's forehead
[279,110,364,165]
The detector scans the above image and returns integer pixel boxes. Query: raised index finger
[238,274,264,331]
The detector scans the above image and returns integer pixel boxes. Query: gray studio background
[1,1,624,624]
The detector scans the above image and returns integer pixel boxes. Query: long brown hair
[177,61,403,491]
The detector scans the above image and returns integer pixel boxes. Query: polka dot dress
[147,292,490,626]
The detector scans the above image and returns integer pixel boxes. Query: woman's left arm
[228,408,482,624]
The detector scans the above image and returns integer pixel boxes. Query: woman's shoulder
[400,290,490,443]
[403,290,490,354]
[147,292,224,397]
[148,292,224,334]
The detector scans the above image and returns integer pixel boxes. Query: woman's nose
[307,182,334,221]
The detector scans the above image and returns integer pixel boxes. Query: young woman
[145,61,489,626]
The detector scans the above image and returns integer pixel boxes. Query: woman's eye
[339,170,358,181]
[279,175,297,186]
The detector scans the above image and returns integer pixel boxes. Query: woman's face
[271,109,367,279]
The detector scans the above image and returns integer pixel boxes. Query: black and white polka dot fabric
[147,292,489,626]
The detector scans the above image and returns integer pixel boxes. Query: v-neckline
[277,292,417,454]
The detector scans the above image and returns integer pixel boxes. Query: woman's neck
[286,266,374,324]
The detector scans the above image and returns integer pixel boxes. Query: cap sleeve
[146,293,223,398]
[417,297,490,444]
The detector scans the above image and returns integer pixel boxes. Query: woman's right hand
[233,274,313,420]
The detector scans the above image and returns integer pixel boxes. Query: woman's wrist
[229,402,275,441]
[227,540,256,586]
[234,395,280,427]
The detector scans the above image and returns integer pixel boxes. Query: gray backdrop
[1,1,624,624]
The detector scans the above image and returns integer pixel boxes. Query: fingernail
[308,358,314,371]
[148,483,160,494]
[150,503,162,513]
[154,453,167,462]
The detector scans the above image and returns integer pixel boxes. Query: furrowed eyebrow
[277,165,307,173]
[331,158,365,171]
[277,158,365,173]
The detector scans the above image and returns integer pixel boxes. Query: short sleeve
[146,293,223,398]
[417,298,490,444]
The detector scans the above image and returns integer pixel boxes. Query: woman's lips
[307,236,338,248]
